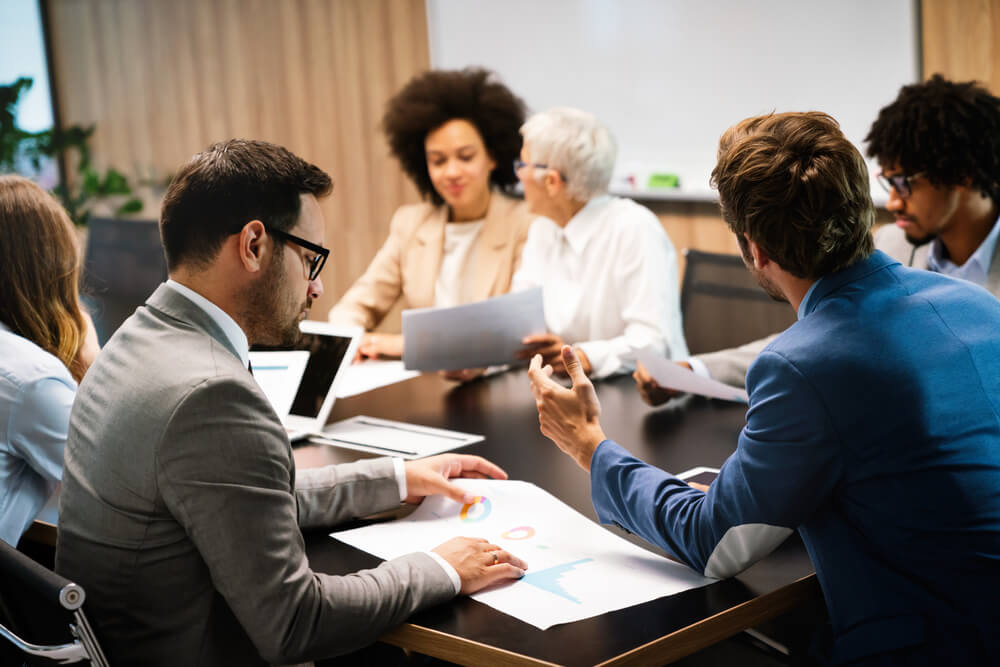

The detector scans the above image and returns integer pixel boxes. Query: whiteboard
[427,0,919,204]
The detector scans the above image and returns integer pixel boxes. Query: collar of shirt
[926,213,1000,286]
[559,194,612,255]
[165,279,250,367]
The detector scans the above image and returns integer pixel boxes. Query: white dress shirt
[163,280,461,592]
[434,220,485,308]
[512,195,688,378]
[0,321,76,546]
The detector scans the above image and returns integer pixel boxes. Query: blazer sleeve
[328,207,413,330]
[156,376,454,663]
[294,458,401,529]
[694,334,779,389]
[590,349,842,579]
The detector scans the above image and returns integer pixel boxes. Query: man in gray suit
[56,139,528,666]
[636,74,1000,401]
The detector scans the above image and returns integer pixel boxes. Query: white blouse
[512,195,688,378]
[434,219,485,308]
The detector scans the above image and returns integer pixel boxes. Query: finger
[689,481,710,492]
[562,345,589,386]
[521,333,555,345]
[449,454,508,481]
[490,549,529,571]
[430,477,477,504]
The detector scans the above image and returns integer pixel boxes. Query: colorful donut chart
[459,496,492,522]
[500,526,536,540]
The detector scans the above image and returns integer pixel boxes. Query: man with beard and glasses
[56,139,527,666]
[529,112,1000,665]
[635,74,1000,401]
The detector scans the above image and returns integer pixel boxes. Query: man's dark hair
[160,139,332,270]
[382,68,526,206]
[866,74,1000,204]
[711,112,875,281]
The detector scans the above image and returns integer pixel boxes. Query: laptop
[250,320,362,441]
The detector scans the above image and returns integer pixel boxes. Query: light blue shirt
[0,321,76,546]
[927,216,1000,286]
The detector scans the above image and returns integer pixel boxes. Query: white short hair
[520,107,617,202]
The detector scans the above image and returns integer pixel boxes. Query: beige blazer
[329,191,533,329]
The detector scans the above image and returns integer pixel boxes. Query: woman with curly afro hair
[329,68,534,361]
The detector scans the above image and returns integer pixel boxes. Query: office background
[26,0,1000,321]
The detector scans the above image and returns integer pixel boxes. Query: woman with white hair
[512,107,687,378]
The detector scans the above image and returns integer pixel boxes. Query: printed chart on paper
[332,479,712,629]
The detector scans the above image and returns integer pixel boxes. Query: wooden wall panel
[922,0,1000,90]
[45,0,428,320]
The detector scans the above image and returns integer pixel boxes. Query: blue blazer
[591,251,1000,664]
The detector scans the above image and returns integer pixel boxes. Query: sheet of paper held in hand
[401,288,546,371]
[635,347,749,403]
[331,479,712,630]
[311,416,483,459]
[335,360,420,398]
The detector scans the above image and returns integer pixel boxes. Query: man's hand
[516,334,592,376]
[432,536,528,594]
[632,361,690,406]
[355,333,404,361]
[528,346,607,471]
[403,454,507,505]
[440,368,487,383]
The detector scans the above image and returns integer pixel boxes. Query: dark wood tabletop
[297,369,819,666]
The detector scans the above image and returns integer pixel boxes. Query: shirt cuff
[393,458,407,501]
[686,356,711,379]
[426,550,462,594]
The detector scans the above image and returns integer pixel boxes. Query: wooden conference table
[296,369,820,666]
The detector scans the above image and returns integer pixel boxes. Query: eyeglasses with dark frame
[877,171,925,199]
[266,226,329,281]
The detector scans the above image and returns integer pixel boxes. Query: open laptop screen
[289,332,354,418]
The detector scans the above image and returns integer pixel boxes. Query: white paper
[248,351,310,417]
[335,360,420,398]
[332,480,712,629]
[402,288,546,371]
[635,347,749,403]
[312,415,483,459]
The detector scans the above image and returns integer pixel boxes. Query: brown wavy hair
[711,112,875,280]
[0,175,87,381]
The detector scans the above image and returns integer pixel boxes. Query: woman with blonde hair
[0,174,98,546]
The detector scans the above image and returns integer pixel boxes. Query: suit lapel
[463,191,511,302]
[407,205,447,308]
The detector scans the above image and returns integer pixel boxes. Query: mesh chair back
[681,249,797,356]
[81,217,167,345]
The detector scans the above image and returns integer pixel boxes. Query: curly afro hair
[382,68,527,206]
[865,74,1000,204]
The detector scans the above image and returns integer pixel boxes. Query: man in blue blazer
[528,112,1000,665]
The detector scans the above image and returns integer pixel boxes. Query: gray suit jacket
[56,284,454,666]
[696,224,1000,387]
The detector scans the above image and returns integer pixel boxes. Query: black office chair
[680,249,798,356]
[0,539,109,666]
[81,217,167,345]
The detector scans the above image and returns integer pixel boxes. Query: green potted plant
[1,76,142,226]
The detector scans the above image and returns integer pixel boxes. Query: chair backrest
[81,217,167,345]
[680,249,798,356]
[0,539,108,666]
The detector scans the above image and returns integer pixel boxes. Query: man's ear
[238,220,267,274]
[745,235,770,269]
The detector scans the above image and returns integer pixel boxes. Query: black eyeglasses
[877,171,925,199]
[266,226,329,281]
